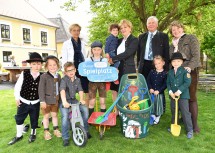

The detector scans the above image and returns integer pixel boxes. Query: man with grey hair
[137,16,169,78]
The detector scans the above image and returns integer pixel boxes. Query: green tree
[54,0,215,51]
[201,30,215,69]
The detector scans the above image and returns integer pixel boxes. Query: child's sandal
[44,130,52,140]
[54,129,62,138]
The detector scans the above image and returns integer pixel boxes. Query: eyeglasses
[66,69,75,72]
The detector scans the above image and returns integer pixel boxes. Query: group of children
[147,52,193,139]
[8,23,193,147]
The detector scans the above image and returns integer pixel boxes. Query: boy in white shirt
[8,52,44,145]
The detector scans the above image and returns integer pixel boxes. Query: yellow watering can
[126,96,149,111]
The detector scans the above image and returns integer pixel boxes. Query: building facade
[0,0,58,67]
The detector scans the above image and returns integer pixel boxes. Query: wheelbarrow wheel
[72,124,88,147]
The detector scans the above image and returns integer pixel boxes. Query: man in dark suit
[137,16,169,79]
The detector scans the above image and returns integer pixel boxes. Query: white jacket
[61,39,87,68]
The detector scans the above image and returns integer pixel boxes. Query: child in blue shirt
[105,23,120,69]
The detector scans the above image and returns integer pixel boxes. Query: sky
[28,0,92,41]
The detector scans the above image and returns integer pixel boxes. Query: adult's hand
[184,67,191,73]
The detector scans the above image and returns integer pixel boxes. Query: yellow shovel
[171,96,181,136]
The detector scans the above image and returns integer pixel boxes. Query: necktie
[148,33,153,60]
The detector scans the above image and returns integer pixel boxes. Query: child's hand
[16,100,21,107]
[149,89,154,94]
[41,102,47,109]
[174,91,181,97]
[63,101,70,108]
[105,53,110,59]
[170,93,175,99]
[80,100,86,105]
[108,58,114,65]
[154,90,159,95]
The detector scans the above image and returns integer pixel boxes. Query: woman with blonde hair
[61,23,89,106]
[108,19,138,99]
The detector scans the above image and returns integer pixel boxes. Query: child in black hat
[8,52,44,145]
[167,52,193,139]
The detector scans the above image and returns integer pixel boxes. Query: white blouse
[117,39,126,55]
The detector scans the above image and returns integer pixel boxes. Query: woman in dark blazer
[109,19,138,99]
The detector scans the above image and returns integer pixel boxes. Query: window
[23,28,31,42]
[1,24,10,39]
[42,53,48,60]
[41,31,47,44]
[3,51,12,62]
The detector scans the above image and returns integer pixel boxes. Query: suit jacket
[137,31,169,72]
[167,66,191,99]
[112,34,138,77]
[169,34,201,70]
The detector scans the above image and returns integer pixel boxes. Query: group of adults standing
[61,16,200,134]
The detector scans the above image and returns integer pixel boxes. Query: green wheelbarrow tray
[171,96,181,136]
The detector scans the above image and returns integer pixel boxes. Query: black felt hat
[45,55,59,62]
[91,41,103,48]
[26,52,44,63]
[170,52,185,61]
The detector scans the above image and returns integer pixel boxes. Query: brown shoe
[44,130,52,140]
[54,129,62,138]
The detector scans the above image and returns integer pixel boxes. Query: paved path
[0,81,15,90]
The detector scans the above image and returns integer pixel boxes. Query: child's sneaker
[54,129,62,138]
[154,116,160,125]
[44,130,52,140]
[187,130,193,139]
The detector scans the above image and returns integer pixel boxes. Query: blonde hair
[69,24,81,32]
[45,58,60,70]
[169,21,185,35]
[153,55,165,63]
[119,19,133,31]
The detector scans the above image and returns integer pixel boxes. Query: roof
[0,0,58,28]
[49,15,70,43]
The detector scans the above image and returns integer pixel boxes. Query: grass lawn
[0,89,214,153]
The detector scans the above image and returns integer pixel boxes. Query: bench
[198,74,215,93]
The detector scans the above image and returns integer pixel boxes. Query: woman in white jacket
[61,24,89,106]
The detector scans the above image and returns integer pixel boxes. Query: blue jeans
[109,51,120,68]
[59,100,89,140]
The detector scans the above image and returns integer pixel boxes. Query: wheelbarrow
[88,112,116,140]
[88,84,130,139]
